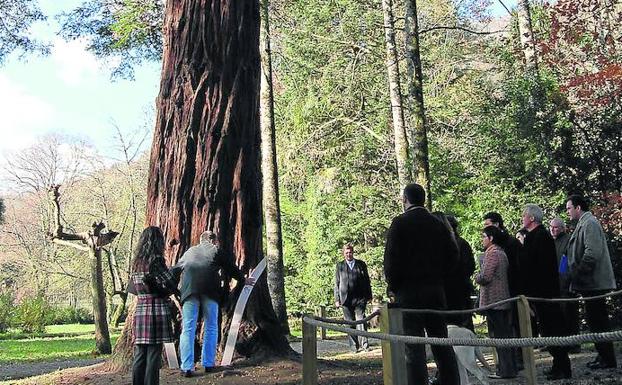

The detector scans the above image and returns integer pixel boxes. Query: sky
[0,0,160,166]
[0,0,516,179]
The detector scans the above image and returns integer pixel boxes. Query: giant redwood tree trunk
[141,0,290,360]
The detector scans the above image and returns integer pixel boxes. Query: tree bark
[90,247,112,354]
[404,0,432,209]
[517,0,538,74]
[137,0,291,362]
[382,0,412,190]
[259,0,289,336]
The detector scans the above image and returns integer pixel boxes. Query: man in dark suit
[334,243,372,352]
[384,183,460,385]
[521,204,571,380]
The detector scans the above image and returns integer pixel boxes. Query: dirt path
[0,358,105,382]
[3,339,622,385]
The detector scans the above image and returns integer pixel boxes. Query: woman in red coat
[130,226,178,385]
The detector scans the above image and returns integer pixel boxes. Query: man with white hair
[171,231,255,377]
[521,204,571,380]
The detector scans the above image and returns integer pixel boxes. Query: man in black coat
[334,243,372,352]
[521,204,572,380]
[384,183,460,385]
[446,215,476,331]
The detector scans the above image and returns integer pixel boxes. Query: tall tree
[516,0,538,74]
[404,0,432,209]
[259,0,289,335]
[382,0,412,189]
[138,0,290,360]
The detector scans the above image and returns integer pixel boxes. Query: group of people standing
[352,183,617,385]
[129,228,254,385]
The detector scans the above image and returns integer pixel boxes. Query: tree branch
[50,238,90,252]
[419,25,507,35]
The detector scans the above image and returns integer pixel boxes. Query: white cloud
[0,74,56,152]
[50,38,99,85]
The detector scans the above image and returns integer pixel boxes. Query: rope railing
[526,288,622,303]
[302,314,622,348]
[303,292,622,385]
[311,309,381,326]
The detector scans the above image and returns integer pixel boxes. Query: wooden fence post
[380,303,407,385]
[302,318,318,385]
[517,295,537,385]
[317,305,327,340]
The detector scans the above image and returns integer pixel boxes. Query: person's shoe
[587,360,616,370]
[545,371,571,380]
[181,370,192,377]
[205,366,217,373]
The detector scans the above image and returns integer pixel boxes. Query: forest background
[0,0,621,335]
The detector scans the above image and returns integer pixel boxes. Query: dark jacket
[334,259,372,307]
[501,233,522,296]
[521,224,560,298]
[170,242,245,303]
[445,236,475,310]
[384,206,459,306]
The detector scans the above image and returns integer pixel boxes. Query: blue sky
[0,0,516,169]
[0,0,160,163]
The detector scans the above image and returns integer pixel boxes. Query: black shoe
[205,366,217,373]
[587,361,616,370]
[546,371,571,380]
[181,370,192,377]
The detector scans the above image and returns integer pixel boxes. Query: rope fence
[302,290,622,385]
[303,315,622,348]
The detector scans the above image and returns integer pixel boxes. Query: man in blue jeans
[171,231,255,377]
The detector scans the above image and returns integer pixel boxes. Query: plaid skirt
[134,294,174,344]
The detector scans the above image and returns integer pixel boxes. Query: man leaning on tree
[566,194,618,369]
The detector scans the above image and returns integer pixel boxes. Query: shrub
[0,292,14,333]
[45,306,94,325]
[14,294,49,333]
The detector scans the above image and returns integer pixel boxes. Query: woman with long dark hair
[130,226,178,385]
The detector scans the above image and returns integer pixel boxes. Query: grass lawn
[0,324,122,363]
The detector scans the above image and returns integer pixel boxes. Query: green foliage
[45,306,94,325]
[13,295,49,334]
[58,0,163,78]
[0,292,14,333]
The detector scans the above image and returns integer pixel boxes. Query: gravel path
[0,358,105,381]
